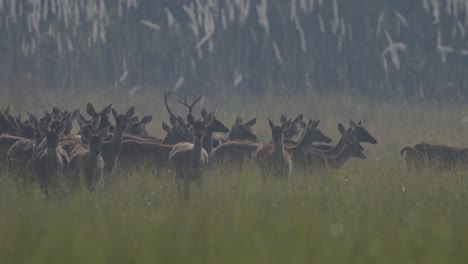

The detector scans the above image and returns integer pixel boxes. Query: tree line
[1,0,467,99]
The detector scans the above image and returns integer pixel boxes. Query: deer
[286,119,332,165]
[212,116,258,147]
[126,115,159,141]
[168,112,213,201]
[280,114,307,145]
[163,91,194,143]
[100,106,135,178]
[6,113,43,189]
[119,139,174,174]
[67,125,107,191]
[60,113,102,156]
[312,119,377,151]
[254,119,292,181]
[199,108,229,155]
[307,123,366,170]
[84,103,113,132]
[31,114,71,195]
[400,143,468,170]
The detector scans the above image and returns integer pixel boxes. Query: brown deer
[286,119,332,165]
[210,141,260,169]
[163,91,194,143]
[307,123,366,170]
[31,115,70,195]
[126,115,159,141]
[6,113,43,188]
[60,113,102,156]
[255,119,292,181]
[67,126,107,191]
[101,106,135,177]
[119,139,174,173]
[85,103,113,132]
[212,116,258,147]
[312,119,377,151]
[168,112,213,200]
[200,108,229,155]
[400,143,468,170]
[280,114,307,144]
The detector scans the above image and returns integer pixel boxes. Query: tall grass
[0,93,468,263]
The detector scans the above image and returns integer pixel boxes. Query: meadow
[1,90,468,263]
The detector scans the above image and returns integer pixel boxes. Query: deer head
[269,118,291,144]
[349,118,377,144]
[228,116,257,142]
[187,112,213,142]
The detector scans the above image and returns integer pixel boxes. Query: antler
[178,95,203,115]
[163,91,178,122]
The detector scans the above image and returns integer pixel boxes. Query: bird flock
[0,92,380,200]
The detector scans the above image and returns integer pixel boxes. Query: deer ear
[280,114,287,124]
[125,107,135,118]
[187,114,196,125]
[203,112,214,126]
[28,113,37,128]
[201,108,207,118]
[4,106,10,115]
[162,121,171,133]
[268,119,275,130]
[86,103,97,117]
[91,115,101,130]
[235,117,243,125]
[349,118,357,127]
[281,120,292,131]
[295,114,304,122]
[310,119,320,130]
[141,115,152,124]
[299,120,307,129]
[76,114,85,127]
[102,104,113,116]
[112,108,118,119]
[169,116,177,126]
[358,120,362,126]
[338,123,346,135]
[38,123,48,137]
[98,128,108,139]
[244,118,257,127]
[178,116,188,130]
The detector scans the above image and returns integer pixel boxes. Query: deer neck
[86,150,99,165]
[202,131,213,155]
[191,138,203,167]
[107,126,124,159]
[47,146,59,172]
[273,139,285,155]
[291,129,312,159]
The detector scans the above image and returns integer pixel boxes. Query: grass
[1,91,468,263]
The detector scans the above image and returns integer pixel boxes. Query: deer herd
[0,92,462,200]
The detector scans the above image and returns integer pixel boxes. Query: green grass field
[1,91,468,263]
